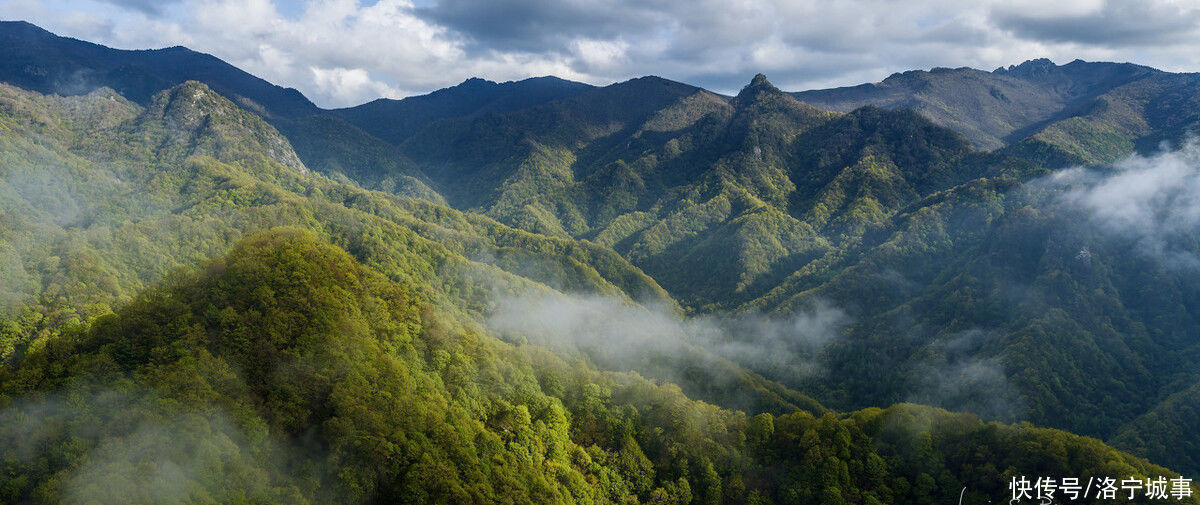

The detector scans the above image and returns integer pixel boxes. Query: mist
[905,328,1025,422]
[0,388,308,505]
[0,242,33,316]
[486,291,848,388]
[1044,138,1200,268]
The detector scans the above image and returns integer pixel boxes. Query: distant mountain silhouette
[0,20,317,118]
[792,58,1200,157]
[333,76,593,145]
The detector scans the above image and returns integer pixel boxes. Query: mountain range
[1,20,1198,504]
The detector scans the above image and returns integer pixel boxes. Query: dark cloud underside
[4,0,1199,108]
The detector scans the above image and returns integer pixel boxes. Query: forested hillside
[0,20,440,199]
[790,57,1200,163]
[3,227,1193,505]
[1,76,848,419]
[1,21,1199,503]
[355,67,1200,478]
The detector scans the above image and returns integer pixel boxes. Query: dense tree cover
[389,71,1023,312]
[753,168,1200,468]
[0,20,445,201]
[3,22,1200,492]
[0,80,825,422]
[1111,383,1200,481]
[1,229,1193,504]
[365,70,1200,477]
[0,79,660,353]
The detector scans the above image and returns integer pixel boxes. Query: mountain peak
[144,81,308,172]
[455,77,496,88]
[0,21,317,116]
[0,20,52,36]
[994,58,1058,76]
[152,81,231,124]
[749,73,776,90]
[736,73,781,102]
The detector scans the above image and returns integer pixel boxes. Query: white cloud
[906,328,1025,422]
[4,0,1200,107]
[1047,139,1200,268]
[487,292,848,385]
[310,66,404,104]
[571,38,628,73]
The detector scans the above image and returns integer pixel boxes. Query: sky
[3,0,1200,108]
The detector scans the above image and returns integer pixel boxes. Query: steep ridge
[0,20,317,118]
[791,58,1165,151]
[747,154,1200,474]
[400,76,708,212]
[0,80,831,422]
[2,227,1194,504]
[0,21,438,198]
[394,72,998,311]
[381,69,1200,476]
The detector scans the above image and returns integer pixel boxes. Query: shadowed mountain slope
[791,58,1164,150]
[333,75,593,145]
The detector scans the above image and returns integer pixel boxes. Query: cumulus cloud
[310,66,406,105]
[4,0,1200,107]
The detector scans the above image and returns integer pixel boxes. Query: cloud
[1045,138,1200,268]
[310,66,406,105]
[414,0,662,54]
[993,0,1200,47]
[5,0,1200,107]
[0,243,33,316]
[486,291,847,386]
[100,0,178,15]
[0,388,301,504]
[906,328,1026,422]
